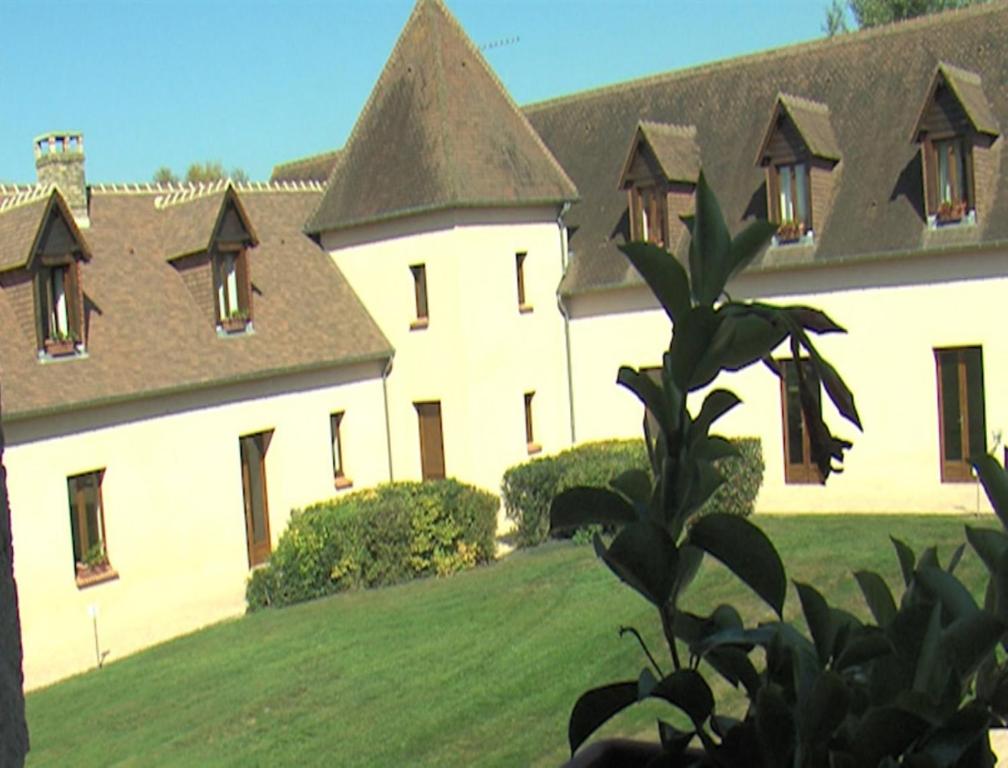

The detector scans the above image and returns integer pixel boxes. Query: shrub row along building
[1,0,1005,688]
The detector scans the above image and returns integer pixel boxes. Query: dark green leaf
[915,704,993,766]
[942,611,1005,678]
[965,525,1008,574]
[691,389,741,441]
[891,536,916,587]
[657,720,695,756]
[834,630,892,670]
[851,707,928,766]
[973,453,1008,529]
[682,462,725,517]
[811,352,862,431]
[798,670,850,746]
[618,366,672,434]
[854,570,898,627]
[671,544,704,607]
[947,543,965,574]
[609,469,653,508]
[693,435,738,462]
[619,241,691,325]
[551,487,636,532]
[646,669,715,727]
[728,219,777,281]
[708,313,788,373]
[912,603,944,697]
[755,685,794,768]
[706,646,760,698]
[568,681,639,754]
[916,565,978,620]
[787,306,845,335]
[918,545,940,570]
[594,523,678,607]
[668,306,720,391]
[795,581,835,665]
[688,514,786,617]
[994,547,1008,623]
[689,172,732,306]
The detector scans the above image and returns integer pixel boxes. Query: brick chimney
[34,131,89,228]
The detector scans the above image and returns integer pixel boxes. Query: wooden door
[415,401,445,480]
[240,431,273,566]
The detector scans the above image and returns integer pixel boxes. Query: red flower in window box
[776,220,805,243]
[937,199,967,224]
[220,310,249,333]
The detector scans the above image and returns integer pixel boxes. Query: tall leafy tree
[151,161,249,184]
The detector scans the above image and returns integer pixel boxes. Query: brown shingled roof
[271,149,343,184]
[0,186,392,420]
[0,189,91,272]
[156,182,259,261]
[523,3,1008,296]
[759,94,842,163]
[911,61,1000,140]
[622,122,701,186]
[305,0,577,235]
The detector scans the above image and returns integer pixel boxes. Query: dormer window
[756,94,840,247]
[213,244,250,333]
[775,163,811,242]
[618,121,699,251]
[911,63,999,229]
[37,262,82,355]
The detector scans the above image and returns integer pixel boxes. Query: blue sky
[1,0,835,184]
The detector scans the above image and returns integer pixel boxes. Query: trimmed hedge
[501,437,764,548]
[246,480,498,611]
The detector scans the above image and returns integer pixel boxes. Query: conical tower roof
[306,0,577,234]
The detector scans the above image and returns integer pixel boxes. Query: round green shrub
[246,479,498,611]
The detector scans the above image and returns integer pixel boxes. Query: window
[929,138,972,224]
[414,401,445,480]
[935,347,986,482]
[410,264,428,330]
[330,411,352,490]
[779,359,823,485]
[36,262,82,356]
[240,431,273,567]
[632,185,668,247]
[213,245,250,332]
[524,392,540,454]
[67,470,115,587]
[774,163,811,241]
[516,252,532,313]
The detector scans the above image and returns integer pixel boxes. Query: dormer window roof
[618,122,699,248]
[0,188,92,358]
[911,63,1000,228]
[756,94,840,245]
[160,182,259,334]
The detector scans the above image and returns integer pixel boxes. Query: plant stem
[660,605,681,671]
[619,626,665,678]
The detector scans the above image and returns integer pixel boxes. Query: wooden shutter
[922,141,937,216]
[66,261,82,340]
[236,249,252,320]
[767,167,781,223]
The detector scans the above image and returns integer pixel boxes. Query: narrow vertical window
[516,252,532,312]
[779,358,823,484]
[240,431,273,567]
[410,264,429,329]
[330,411,352,489]
[68,470,115,587]
[36,262,82,355]
[776,163,810,240]
[935,346,986,482]
[414,401,445,480]
[524,392,540,454]
[214,245,251,332]
[931,138,972,223]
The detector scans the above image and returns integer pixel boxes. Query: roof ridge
[778,92,830,113]
[938,60,983,84]
[640,120,697,137]
[272,148,343,173]
[523,1,1005,115]
[87,179,322,206]
[0,184,53,213]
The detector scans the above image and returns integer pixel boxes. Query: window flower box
[776,220,805,243]
[44,337,78,357]
[937,199,968,225]
[75,560,117,589]
[220,315,249,333]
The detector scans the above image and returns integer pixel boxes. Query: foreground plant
[551,176,1008,767]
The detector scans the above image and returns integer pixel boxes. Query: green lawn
[25,515,995,767]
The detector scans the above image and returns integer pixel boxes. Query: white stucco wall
[322,207,574,521]
[6,361,389,690]
[565,247,1008,516]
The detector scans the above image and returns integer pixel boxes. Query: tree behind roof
[824,0,983,36]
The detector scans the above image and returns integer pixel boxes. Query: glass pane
[965,348,986,460]
[939,351,962,461]
[225,255,239,314]
[83,477,100,551]
[795,165,809,226]
[245,437,267,544]
[954,141,967,204]
[784,362,805,465]
[53,268,68,335]
[937,142,951,203]
[779,166,793,221]
[67,478,82,563]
